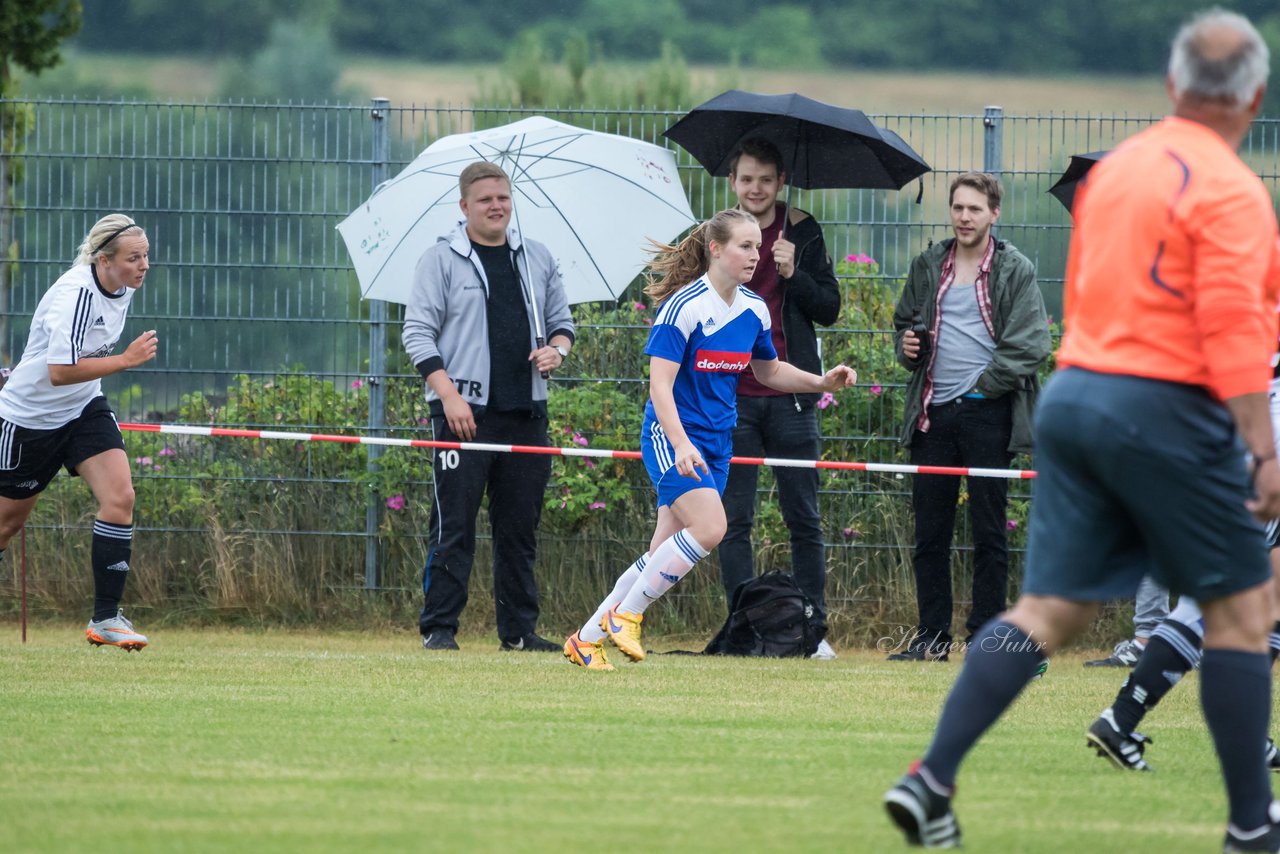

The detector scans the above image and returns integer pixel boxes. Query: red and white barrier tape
[118,422,1037,479]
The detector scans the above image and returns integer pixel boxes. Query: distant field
[26,52,1168,115]
[0,624,1254,853]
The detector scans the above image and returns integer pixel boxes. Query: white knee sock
[579,553,648,643]
[618,530,710,616]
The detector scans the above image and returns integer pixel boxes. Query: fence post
[364,97,391,590]
[983,105,1003,175]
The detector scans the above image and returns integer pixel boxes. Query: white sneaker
[85,610,148,651]
[811,638,838,660]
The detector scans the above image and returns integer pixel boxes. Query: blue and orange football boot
[563,631,615,671]
[601,606,645,661]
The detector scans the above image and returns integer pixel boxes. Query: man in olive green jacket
[888,171,1052,661]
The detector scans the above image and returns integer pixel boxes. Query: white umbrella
[337,116,697,306]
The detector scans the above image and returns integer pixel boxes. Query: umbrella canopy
[662,89,930,190]
[1048,150,1109,213]
[338,116,697,305]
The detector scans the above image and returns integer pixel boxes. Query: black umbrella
[663,90,930,192]
[1048,151,1109,213]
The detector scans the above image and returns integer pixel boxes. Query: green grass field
[1,625,1264,853]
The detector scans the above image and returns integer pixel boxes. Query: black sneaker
[1225,802,1280,853]
[500,633,559,652]
[883,765,962,848]
[1086,708,1153,771]
[422,630,459,650]
[1267,739,1280,773]
[887,644,950,663]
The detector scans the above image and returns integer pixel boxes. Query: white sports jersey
[0,264,133,429]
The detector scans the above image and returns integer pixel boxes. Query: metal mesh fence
[4,98,1278,617]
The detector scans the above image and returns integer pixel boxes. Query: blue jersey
[644,276,777,433]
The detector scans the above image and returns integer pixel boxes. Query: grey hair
[74,214,145,266]
[1168,7,1269,105]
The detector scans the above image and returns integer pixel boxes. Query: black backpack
[703,570,824,658]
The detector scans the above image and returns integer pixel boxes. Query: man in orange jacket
[884,9,1280,850]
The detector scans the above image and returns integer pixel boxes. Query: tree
[1,0,83,362]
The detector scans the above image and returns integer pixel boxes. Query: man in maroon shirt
[719,138,842,658]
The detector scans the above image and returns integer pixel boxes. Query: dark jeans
[910,395,1013,647]
[420,410,551,642]
[721,394,827,625]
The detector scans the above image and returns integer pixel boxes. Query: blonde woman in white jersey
[0,214,157,649]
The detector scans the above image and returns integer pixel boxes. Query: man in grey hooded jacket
[403,161,575,652]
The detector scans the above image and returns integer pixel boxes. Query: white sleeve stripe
[68,290,94,364]
[655,280,706,328]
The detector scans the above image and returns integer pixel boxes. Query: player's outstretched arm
[749,359,856,395]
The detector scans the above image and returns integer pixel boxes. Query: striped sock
[91,519,133,621]
[618,530,709,616]
[579,554,648,643]
[1111,622,1201,736]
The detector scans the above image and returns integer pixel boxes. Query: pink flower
[870,385,883,396]
[386,494,406,511]
[152,464,162,471]
[845,253,858,263]
[351,379,365,390]
[134,456,153,466]
[589,502,606,510]
[816,392,835,410]
[159,447,176,457]
[1006,519,1019,530]
[842,527,860,540]
[418,417,429,426]
[633,302,645,312]
[573,433,589,447]
[585,459,596,470]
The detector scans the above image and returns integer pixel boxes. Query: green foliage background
[71,0,1280,79]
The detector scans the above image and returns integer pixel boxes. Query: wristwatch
[553,344,569,360]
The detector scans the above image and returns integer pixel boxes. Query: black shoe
[1225,803,1280,853]
[1267,738,1280,773]
[887,644,950,662]
[422,630,459,650]
[500,633,559,652]
[883,767,962,848]
[1086,709,1153,771]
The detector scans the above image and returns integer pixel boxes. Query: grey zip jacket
[403,222,575,417]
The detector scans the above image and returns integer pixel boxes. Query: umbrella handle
[537,335,549,380]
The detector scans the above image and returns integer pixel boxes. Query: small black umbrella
[1048,151,1109,213]
[663,90,930,192]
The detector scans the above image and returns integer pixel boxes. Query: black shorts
[1024,369,1269,604]
[0,396,125,499]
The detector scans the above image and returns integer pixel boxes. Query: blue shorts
[640,414,731,508]
[1023,369,1269,604]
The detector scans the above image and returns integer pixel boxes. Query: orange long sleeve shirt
[1058,116,1280,401]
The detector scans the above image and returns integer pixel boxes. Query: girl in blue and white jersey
[565,208,857,669]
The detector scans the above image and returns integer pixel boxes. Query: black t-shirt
[472,241,533,413]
